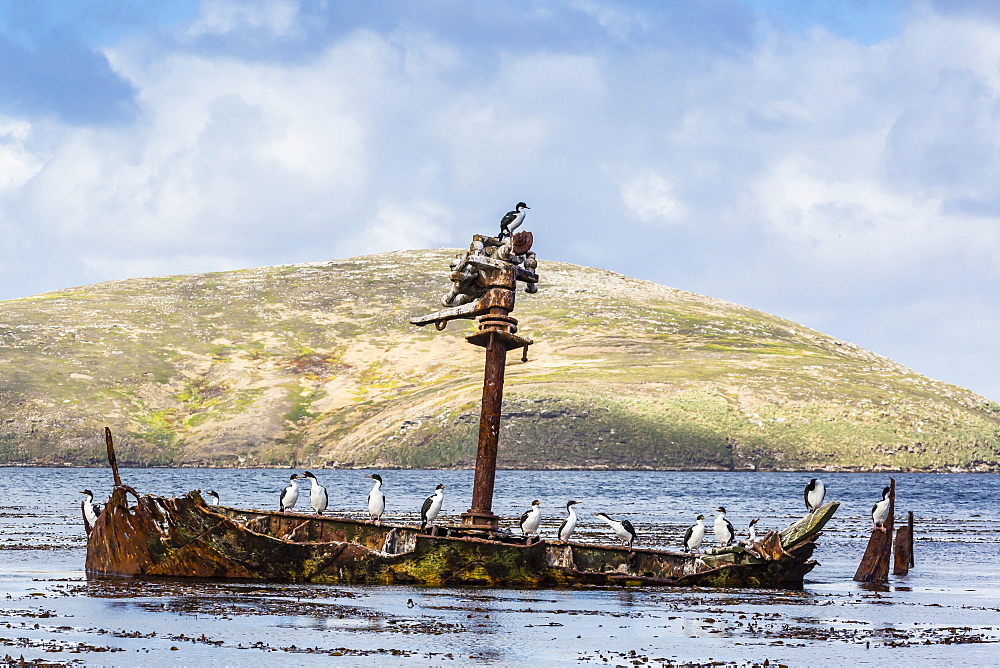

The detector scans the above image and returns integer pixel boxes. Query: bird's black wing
[557,518,568,539]
[725,519,735,537]
[682,525,693,549]
[279,487,289,510]
[519,509,530,526]
[622,519,637,539]
[421,495,433,523]
[803,481,811,509]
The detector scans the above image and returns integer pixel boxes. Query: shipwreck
[86,229,839,589]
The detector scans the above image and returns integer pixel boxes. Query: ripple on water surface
[0,468,997,665]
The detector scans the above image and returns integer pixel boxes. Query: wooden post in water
[893,510,915,575]
[410,231,539,531]
[104,426,122,487]
[853,477,895,583]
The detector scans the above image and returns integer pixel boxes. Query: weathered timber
[893,510,915,575]
[104,426,121,487]
[854,477,895,582]
[85,487,839,590]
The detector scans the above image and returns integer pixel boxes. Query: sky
[2,0,1000,402]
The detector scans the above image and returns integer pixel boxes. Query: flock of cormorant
[79,474,892,553]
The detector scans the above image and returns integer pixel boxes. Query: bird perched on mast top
[498,202,529,241]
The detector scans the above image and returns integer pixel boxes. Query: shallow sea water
[1,468,998,666]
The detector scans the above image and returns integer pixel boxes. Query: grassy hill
[1,249,998,471]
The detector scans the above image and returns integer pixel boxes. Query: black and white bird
[557,500,582,542]
[594,512,638,551]
[206,490,220,506]
[519,500,542,537]
[280,474,301,514]
[421,484,445,531]
[804,478,826,514]
[498,202,529,241]
[871,485,891,533]
[80,489,102,535]
[302,471,328,515]
[714,506,735,547]
[683,514,706,553]
[746,518,760,542]
[367,474,386,525]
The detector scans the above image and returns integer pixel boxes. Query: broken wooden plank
[777,501,840,550]
[893,510,914,575]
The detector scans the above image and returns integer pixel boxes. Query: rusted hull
[86,488,838,590]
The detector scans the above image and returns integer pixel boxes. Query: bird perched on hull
[421,484,445,532]
[301,471,328,516]
[498,202,529,241]
[594,512,638,551]
[80,490,102,535]
[280,474,301,514]
[804,478,826,514]
[746,518,760,543]
[871,485,891,533]
[714,506,735,547]
[683,514,705,553]
[519,500,542,537]
[367,474,386,525]
[557,500,582,542]
[206,490,220,506]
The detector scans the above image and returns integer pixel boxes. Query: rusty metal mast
[410,231,538,530]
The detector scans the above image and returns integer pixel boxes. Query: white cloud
[621,172,687,225]
[5,2,1000,401]
[0,117,42,192]
[344,200,453,258]
[569,1,647,41]
[187,0,302,39]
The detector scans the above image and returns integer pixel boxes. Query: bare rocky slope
[1,249,998,471]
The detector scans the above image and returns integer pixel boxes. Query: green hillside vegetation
[1,249,998,471]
